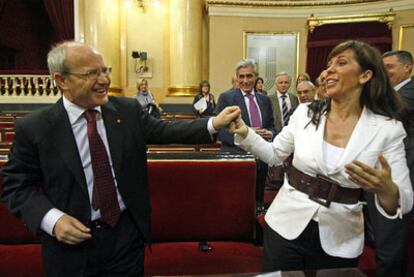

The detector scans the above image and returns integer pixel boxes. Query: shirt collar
[394,78,412,92]
[62,95,102,125]
[240,89,256,97]
[277,91,288,98]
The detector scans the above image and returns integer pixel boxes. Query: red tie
[84,110,121,226]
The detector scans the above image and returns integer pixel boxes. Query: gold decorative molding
[167,86,199,97]
[307,9,395,33]
[108,86,123,96]
[399,24,414,50]
[206,0,386,8]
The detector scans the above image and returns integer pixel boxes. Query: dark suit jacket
[398,79,414,187]
[269,92,299,132]
[0,96,212,275]
[214,88,276,152]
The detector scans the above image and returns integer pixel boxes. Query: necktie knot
[84,110,97,123]
[281,94,287,99]
[246,93,254,100]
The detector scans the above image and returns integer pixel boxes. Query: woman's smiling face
[325,49,369,100]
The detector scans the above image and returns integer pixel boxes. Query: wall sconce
[137,0,147,13]
[132,51,149,74]
[136,0,160,13]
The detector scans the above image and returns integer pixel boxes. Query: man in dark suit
[362,50,414,277]
[214,59,276,152]
[0,41,240,276]
[214,59,276,210]
[268,72,299,132]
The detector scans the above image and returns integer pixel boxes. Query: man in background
[296,80,316,103]
[214,59,276,210]
[361,50,414,277]
[269,72,299,132]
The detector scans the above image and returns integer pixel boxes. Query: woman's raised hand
[345,153,399,214]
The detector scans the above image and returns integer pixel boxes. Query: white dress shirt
[394,78,412,92]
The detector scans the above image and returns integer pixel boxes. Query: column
[168,0,203,96]
[77,0,123,96]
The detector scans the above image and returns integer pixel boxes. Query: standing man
[296,81,316,103]
[266,72,299,190]
[215,59,276,152]
[363,50,414,277]
[0,41,240,276]
[269,72,299,132]
[214,59,276,209]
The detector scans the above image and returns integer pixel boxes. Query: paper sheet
[193,97,207,111]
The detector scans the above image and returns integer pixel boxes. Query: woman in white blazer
[230,40,414,271]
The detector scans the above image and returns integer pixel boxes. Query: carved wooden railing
[0,74,60,103]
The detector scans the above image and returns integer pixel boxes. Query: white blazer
[235,103,413,258]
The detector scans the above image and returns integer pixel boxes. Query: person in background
[296,72,311,86]
[359,50,414,277]
[255,77,267,95]
[0,41,241,277]
[269,72,299,132]
[296,80,316,103]
[193,80,216,117]
[229,40,413,272]
[214,58,276,211]
[136,78,161,118]
[315,70,328,100]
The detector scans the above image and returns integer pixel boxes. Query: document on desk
[193,97,207,111]
[255,271,282,277]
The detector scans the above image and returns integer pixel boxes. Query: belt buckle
[91,220,107,229]
[308,174,338,208]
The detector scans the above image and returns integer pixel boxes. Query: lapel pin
[117,119,121,123]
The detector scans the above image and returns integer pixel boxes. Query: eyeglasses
[63,67,112,80]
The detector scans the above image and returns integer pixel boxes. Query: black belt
[90,211,126,229]
[90,219,112,229]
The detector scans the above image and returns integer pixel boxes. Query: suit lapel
[308,111,329,175]
[101,101,123,181]
[48,99,88,197]
[330,107,380,174]
[255,94,266,127]
[270,94,281,129]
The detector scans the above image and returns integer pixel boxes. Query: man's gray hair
[47,41,98,78]
[275,72,292,82]
[297,80,315,89]
[235,59,257,74]
[383,50,413,65]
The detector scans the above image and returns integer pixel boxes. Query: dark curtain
[43,0,74,42]
[306,22,392,82]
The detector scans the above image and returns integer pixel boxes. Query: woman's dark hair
[308,40,408,130]
[255,77,264,91]
[199,80,210,94]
